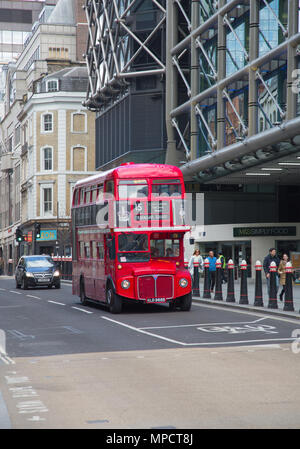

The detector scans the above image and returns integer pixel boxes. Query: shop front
[186,223,300,279]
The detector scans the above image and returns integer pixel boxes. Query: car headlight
[53,270,60,277]
[121,280,130,289]
[179,278,188,288]
[26,272,34,278]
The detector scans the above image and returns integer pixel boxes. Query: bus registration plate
[146,298,166,303]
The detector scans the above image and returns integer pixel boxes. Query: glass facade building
[85,1,300,273]
[0,0,45,119]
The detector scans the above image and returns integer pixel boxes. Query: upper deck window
[105,180,114,196]
[80,188,86,204]
[151,179,182,197]
[118,180,148,199]
[73,189,79,206]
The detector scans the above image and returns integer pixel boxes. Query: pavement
[193,278,300,320]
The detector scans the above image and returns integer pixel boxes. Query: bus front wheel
[180,292,192,311]
[106,286,122,314]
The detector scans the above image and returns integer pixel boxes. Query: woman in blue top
[208,250,217,292]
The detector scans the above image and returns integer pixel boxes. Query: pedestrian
[278,253,289,301]
[207,250,217,292]
[188,249,204,279]
[263,247,280,296]
[218,251,227,284]
[0,256,3,275]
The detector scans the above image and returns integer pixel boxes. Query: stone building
[0,0,96,274]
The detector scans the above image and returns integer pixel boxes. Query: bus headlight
[53,270,60,277]
[179,278,188,288]
[121,280,130,289]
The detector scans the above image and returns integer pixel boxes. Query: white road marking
[16,400,48,414]
[9,291,22,295]
[101,316,186,346]
[101,316,296,347]
[5,376,30,385]
[9,386,38,399]
[47,300,65,306]
[26,295,41,299]
[140,317,267,330]
[72,307,93,314]
[0,288,6,291]
[28,416,46,422]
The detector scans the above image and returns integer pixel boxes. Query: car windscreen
[26,259,54,268]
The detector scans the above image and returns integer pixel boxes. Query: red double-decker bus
[71,163,192,313]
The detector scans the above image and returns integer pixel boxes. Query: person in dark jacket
[263,248,280,296]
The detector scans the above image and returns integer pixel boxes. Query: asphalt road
[0,277,300,429]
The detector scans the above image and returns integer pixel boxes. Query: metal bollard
[203,258,211,299]
[268,261,278,309]
[214,258,223,301]
[254,260,264,307]
[239,260,248,304]
[283,261,294,312]
[226,259,235,302]
[192,262,200,297]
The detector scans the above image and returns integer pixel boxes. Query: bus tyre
[80,279,88,306]
[169,300,176,311]
[106,286,122,314]
[180,292,192,311]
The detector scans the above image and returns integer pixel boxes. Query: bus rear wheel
[180,292,192,311]
[106,286,122,314]
[80,279,88,306]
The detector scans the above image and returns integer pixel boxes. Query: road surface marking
[5,376,30,385]
[47,300,65,306]
[16,400,48,414]
[72,307,93,314]
[26,295,41,299]
[9,291,22,295]
[140,317,267,330]
[101,316,186,346]
[101,316,296,347]
[9,386,38,399]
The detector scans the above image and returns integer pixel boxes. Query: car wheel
[22,277,28,290]
[106,286,122,314]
